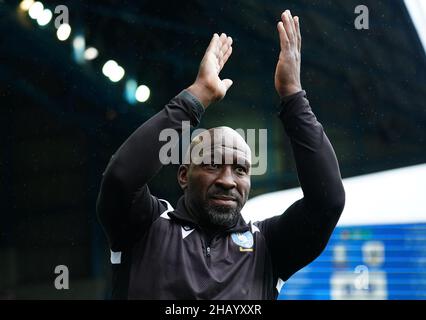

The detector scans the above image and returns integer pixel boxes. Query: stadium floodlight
[109,66,125,82]
[72,35,86,63]
[135,85,150,102]
[102,60,118,78]
[28,1,44,19]
[102,60,125,82]
[124,79,137,104]
[19,0,34,11]
[57,23,71,41]
[36,8,52,26]
[84,47,99,61]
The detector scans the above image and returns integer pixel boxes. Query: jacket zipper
[205,238,212,267]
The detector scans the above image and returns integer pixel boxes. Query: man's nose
[215,166,237,189]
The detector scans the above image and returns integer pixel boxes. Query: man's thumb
[222,79,233,91]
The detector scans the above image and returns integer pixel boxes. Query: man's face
[179,155,251,228]
[178,127,252,228]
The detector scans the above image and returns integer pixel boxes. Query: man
[96,10,345,299]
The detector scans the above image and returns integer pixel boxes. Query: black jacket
[96,90,345,299]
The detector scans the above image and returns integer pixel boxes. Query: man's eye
[235,166,248,174]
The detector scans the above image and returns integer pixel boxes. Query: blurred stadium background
[0,0,425,299]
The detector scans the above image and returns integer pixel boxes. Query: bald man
[97,11,345,299]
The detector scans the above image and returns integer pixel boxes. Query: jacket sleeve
[96,90,205,251]
[257,90,345,281]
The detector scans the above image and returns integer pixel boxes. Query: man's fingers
[217,36,232,68]
[203,33,233,73]
[206,33,220,54]
[225,36,233,50]
[220,45,233,69]
[207,33,232,59]
[288,10,297,41]
[277,21,289,50]
[294,16,302,52]
[281,10,295,44]
[219,36,232,57]
[219,33,228,49]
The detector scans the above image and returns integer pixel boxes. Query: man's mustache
[208,188,241,202]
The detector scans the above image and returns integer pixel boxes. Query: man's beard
[203,203,241,228]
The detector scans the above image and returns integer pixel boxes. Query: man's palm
[275,11,302,98]
[196,33,233,102]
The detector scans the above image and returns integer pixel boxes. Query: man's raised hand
[187,33,233,109]
[275,10,302,98]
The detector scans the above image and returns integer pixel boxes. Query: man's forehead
[188,127,252,166]
[194,127,249,149]
[200,146,251,165]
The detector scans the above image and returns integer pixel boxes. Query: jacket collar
[168,196,250,234]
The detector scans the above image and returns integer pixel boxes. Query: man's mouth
[209,195,237,206]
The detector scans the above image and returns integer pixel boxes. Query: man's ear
[177,164,189,190]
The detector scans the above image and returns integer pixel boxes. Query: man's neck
[183,195,226,237]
